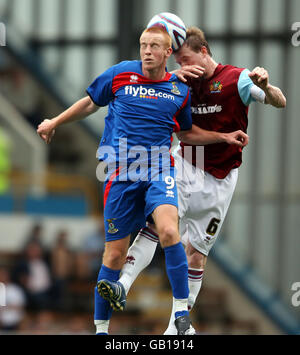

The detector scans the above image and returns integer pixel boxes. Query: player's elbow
[176,130,192,143]
[89,102,100,114]
[280,96,287,108]
[86,96,99,114]
[266,94,287,108]
[274,99,286,109]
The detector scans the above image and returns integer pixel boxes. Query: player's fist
[37,119,56,144]
[224,130,249,148]
[174,65,205,83]
[248,67,269,90]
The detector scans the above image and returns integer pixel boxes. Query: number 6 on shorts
[206,218,221,236]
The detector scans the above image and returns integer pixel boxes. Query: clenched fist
[37,119,56,144]
[248,67,269,90]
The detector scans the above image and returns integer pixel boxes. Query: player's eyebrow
[140,40,162,48]
[140,35,163,45]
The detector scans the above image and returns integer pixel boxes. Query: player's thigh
[152,204,179,230]
[144,167,178,221]
[152,204,180,247]
[181,169,238,256]
[144,169,179,244]
[104,180,146,242]
[174,149,205,219]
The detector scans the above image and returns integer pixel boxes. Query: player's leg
[95,236,130,334]
[173,145,206,313]
[94,178,146,334]
[185,169,238,311]
[164,169,239,335]
[186,242,207,310]
[163,217,202,335]
[118,149,191,301]
[102,236,131,269]
[152,204,191,335]
[119,224,159,295]
[143,163,193,334]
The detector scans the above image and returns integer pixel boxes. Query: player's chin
[143,60,156,69]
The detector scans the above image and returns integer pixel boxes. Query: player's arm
[37,96,99,144]
[176,91,249,147]
[248,67,286,108]
[177,124,249,147]
[38,64,117,144]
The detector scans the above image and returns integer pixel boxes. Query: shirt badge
[171,82,181,95]
[210,81,223,93]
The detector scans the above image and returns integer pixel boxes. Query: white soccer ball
[147,12,186,51]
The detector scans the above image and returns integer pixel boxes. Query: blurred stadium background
[0,0,299,335]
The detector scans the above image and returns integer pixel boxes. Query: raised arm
[248,67,286,108]
[177,124,249,147]
[37,96,99,144]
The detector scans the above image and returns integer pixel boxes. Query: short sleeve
[86,66,115,107]
[237,69,265,106]
[176,92,192,131]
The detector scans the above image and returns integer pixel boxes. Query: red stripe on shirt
[172,90,190,133]
[112,72,172,94]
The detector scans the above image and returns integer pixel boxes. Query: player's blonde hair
[184,27,212,56]
[140,26,172,49]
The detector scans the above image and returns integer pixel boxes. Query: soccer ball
[147,12,186,52]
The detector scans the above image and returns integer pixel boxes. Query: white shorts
[174,151,238,256]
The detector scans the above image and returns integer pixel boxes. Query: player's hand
[37,119,56,144]
[224,130,249,148]
[248,67,269,90]
[173,65,205,83]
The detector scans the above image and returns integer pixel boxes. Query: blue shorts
[103,167,178,241]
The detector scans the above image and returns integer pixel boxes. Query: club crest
[171,82,181,95]
[210,81,223,93]
[107,219,119,234]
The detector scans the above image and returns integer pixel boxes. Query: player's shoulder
[221,64,246,76]
[113,60,142,74]
[169,74,190,94]
[94,60,142,80]
[216,64,250,85]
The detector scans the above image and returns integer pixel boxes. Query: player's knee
[187,249,206,269]
[158,225,179,248]
[103,248,127,268]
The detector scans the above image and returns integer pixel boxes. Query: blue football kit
[87,60,192,241]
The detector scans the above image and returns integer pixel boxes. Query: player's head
[140,27,173,72]
[174,27,212,67]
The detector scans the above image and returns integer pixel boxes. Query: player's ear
[166,46,173,58]
[200,46,208,56]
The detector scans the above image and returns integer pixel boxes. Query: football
[147,12,186,51]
